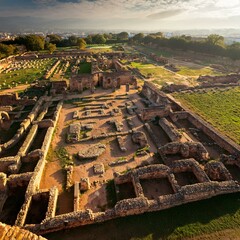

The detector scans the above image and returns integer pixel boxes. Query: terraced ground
[174,87,240,144]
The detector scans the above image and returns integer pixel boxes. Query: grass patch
[78,62,92,74]
[87,44,112,49]
[55,147,73,168]
[174,87,240,144]
[129,62,156,69]
[136,45,173,58]
[128,61,180,84]
[177,66,222,77]
[0,59,55,88]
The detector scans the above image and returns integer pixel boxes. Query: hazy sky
[1,0,240,30]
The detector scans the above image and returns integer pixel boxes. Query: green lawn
[177,66,222,77]
[78,62,92,74]
[129,62,156,69]
[129,61,176,78]
[128,61,190,86]
[46,192,240,240]
[87,44,112,49]
[0,59,55,89]
[136,45,173,58]
[174,87,240,144]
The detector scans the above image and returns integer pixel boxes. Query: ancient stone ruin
[0,53,240,238]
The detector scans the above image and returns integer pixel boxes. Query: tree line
[130,33,240,60]
[0,32,129,58]
[1,31,240,60]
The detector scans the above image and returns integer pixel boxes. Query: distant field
[174,87,240,144]
[87,45,112,49]
[128,61,190,86]
[177,66,222,77]
[86,44,113,53]
[135,45,173,58]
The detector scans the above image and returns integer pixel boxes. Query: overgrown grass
[0,59,55,88]
[46,192,240,240]
[174,87,240,144]
[55,147,73,168]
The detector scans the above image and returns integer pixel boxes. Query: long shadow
[45,192,240,240]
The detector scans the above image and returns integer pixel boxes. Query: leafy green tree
[227,42,240,60]
[0,43,15,56]
[85,35,92,44]
[45,43,56,54]
[132,33,144,43]
[149,32,164,38]
[92,34,106,44]
[68,36,78,46]
[117,32,129,40]
[47,34,62,45]
[19,35,45,51]
[207,34,225,47]
[77,38,87,50]
[103,33,113,40]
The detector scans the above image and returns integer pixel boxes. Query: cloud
[0,0,240,30]
[147,9,185,19]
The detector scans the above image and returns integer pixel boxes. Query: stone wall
[197,73,240,85]
[0,96,45,153]
[141,82,170,106]
[0,222,47,240]
[141,105,171,121]
[170,159,210,183]
[167,94,240,155]
[159,142,209,161]
[25,161,240,235]
[44,60,60,79]
[0,93,36,107]
[158,118,182,142]
[15,101,63,227]
[45,187,58,219]
[7,172,33,189]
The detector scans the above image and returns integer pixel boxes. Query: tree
[207,34,225,47]
[68,36,78,46]
[103,33,113,40]
[149,32,164,38]
[47,34,62,45]
[18,35,45,51]
[77,38,86,50]
[117,32,129,40]
[132,33,144,43]
[92,34,106,44]
[0,43,15,56]
[45,43,56,54]
[227,42,240,60]
[85,35,92,44]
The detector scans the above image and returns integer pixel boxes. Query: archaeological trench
[0,52,240,238]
